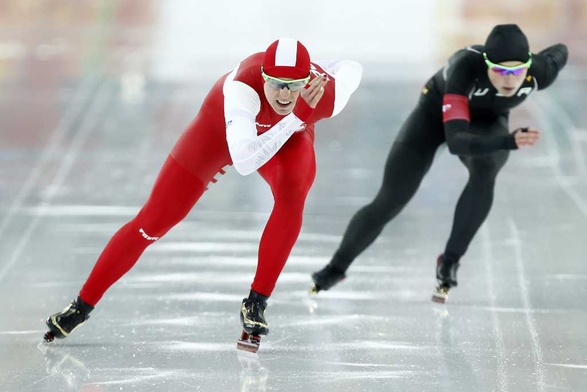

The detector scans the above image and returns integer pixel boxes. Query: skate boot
[431,254,460,304]
[237,291,269,353]
[43,296,94,342]
[309,264,346,294]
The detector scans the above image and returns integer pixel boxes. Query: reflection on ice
[238,350,269,392]
[155,341,235,352]
[37,343,91,391]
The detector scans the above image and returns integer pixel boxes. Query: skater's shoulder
[441,46,486,88]
[446,45,486,70]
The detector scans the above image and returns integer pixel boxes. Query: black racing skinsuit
[330,43,568,271]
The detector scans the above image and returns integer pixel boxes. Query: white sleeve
[223,69,305,176]
[315,59,362,117]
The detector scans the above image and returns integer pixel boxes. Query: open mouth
[277,100,291,107]
[501,87,517,95]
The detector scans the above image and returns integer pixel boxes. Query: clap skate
[43,297,94,343]
[431,255,460,304]
[431,285,451,303]
[237,331,262,353]
[309,264,346,294]
[237,292,269,353]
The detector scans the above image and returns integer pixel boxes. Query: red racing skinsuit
[79,52,362,304]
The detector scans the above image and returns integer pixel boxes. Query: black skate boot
[237,291,269,353]
[309,264,346,294]
[431,254,460,304]
[43,296,94,342]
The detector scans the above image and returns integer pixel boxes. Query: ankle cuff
[248,290,269,303]
[442,252,460,264]
[75,296,95,314]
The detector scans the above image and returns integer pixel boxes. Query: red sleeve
[442,94,470,123]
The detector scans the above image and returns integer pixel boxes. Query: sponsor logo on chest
[255,121,306,134]
[471,86,534,100]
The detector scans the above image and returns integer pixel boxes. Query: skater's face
[484,53,531,97]
[262,70,310,116]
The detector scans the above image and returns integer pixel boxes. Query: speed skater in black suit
[310,24,568,303]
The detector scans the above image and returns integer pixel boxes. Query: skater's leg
[311,104,444,292]
[236,130,316,344]
[45,85,231,341]
[444,122,510,261]
[254,130,316,296]
[44,155,207,341]
[328,104,444,273]
[433,119,510,303]
[436,149,508,287]
[79,156,206,305]
[329,141,436,272]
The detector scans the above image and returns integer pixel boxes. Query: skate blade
[237,331,260,353]
[431,286,450,304]
[237,340,259,353]
[43,331,56,343]
[431,294,446,304]
[308,283,320,295]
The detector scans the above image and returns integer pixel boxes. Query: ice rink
[1,1,586,391]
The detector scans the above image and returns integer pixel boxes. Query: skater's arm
[443,115,517,156]
[315,59,362,117]
[443,101,537,154]
[531,43,568,90]
[224,80,306,176]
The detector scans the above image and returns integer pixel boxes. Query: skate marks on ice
[33,339,380,391]
[506,219,546,391]
[544,363,587,370]
[31,340,264,391]
[22,312,472,392]
[479,225,510,392]
[35,343,205,390]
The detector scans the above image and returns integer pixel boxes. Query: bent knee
[272,177,314,202]
[467,156,507,178]
[130,212,175,241]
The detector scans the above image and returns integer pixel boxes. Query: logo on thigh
[139,228,159,241]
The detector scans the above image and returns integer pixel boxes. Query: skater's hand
[300,73,328,109]
[513,127,541,148]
